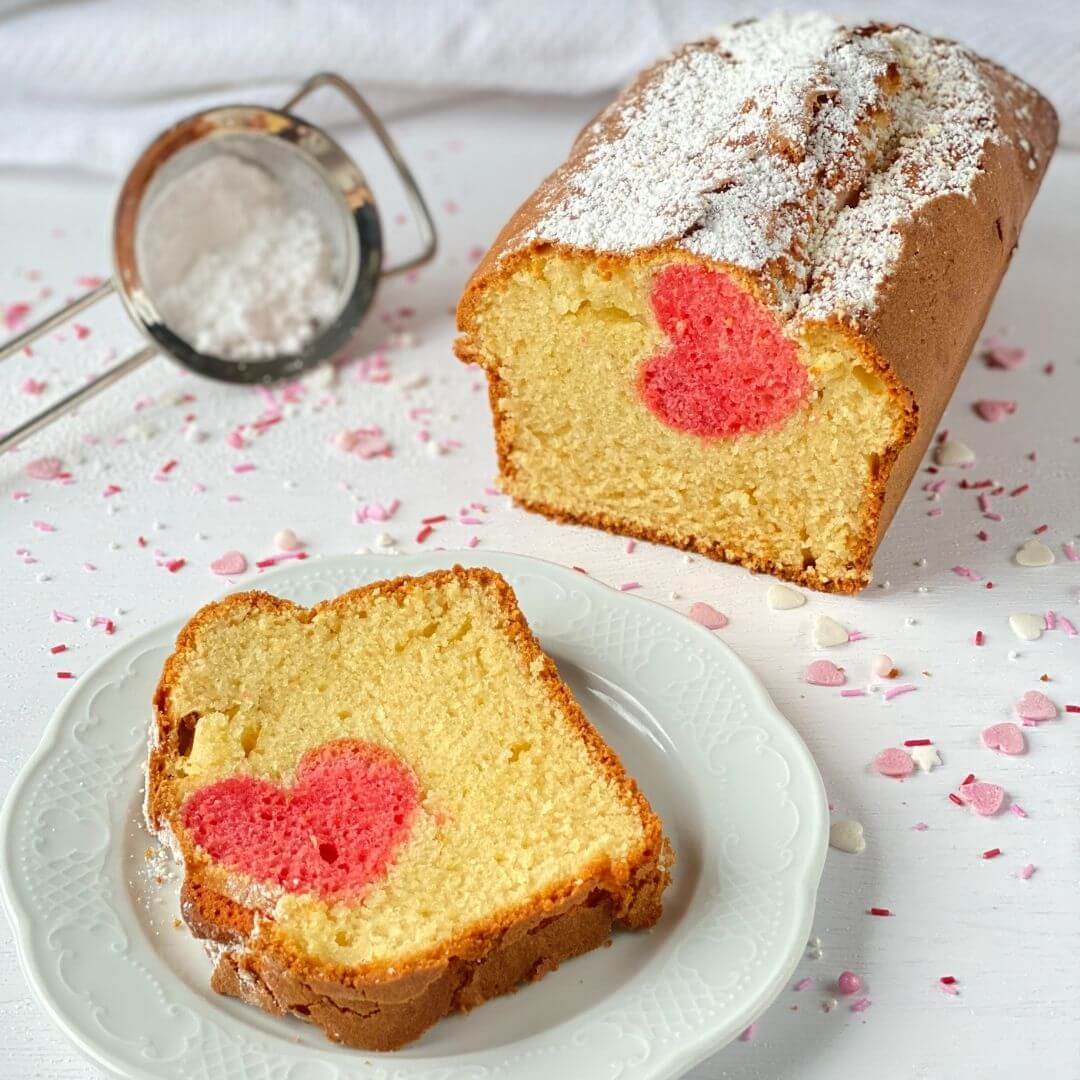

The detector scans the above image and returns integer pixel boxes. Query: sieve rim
[112,103,382,384]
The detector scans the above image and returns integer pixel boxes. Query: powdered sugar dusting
[526,14,1005,324]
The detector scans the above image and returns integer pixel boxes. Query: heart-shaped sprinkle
[812,615,849,649]
[806,659,846,686]
[210,550,247,576]
[274,528,300,551]
[182,739,418,900]
[638,265,808,437]
[910,746,941,772]
[873,747,914,778]
[933,439,975,466]
[688,602,728,629]
[766,583,806,610]
[956,781,1005,816]
[25,456,64,480]
[1014,690,1057,722]
[829,820,865,854]
[973,399,1017,422]
[1015,539,1054,567]
[982,722,1026,755]
[1008,613,1043,641]
[870,653,894,678]
[983,340,1026,369]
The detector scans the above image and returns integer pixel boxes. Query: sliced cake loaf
[455,15,1057,592]
[146,567,671,1050]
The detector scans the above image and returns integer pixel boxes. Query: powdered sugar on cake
[523,14,1008,324]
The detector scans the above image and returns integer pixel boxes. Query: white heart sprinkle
[1008,613,1044,641]
[829,820,865,854]
[910,746,942,772]
[766,583,806,610]
[1014,539,1054,567]
[933,439,975,466]
[812,614,849,648]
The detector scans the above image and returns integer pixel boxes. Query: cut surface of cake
[146,567,671,1050]
[455,14,1057,592]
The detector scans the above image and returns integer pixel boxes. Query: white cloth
[0,0,1076,176]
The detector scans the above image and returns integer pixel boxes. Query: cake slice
[455,15,1057,592]
[146,567,671,1050]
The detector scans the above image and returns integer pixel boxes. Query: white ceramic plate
[0,551,827,1080]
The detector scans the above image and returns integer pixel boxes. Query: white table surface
[1,92,1077,1080]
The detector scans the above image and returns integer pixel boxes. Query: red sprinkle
[948,793,963,806]
[962,773,975,785]
[1009,484,1029,497]
[1064,705,1080,714]
[974,630,984,646]
[56,671,75,679]
[50,644,67,654]
[982,848,1001,859]
[868,907,893,917]
[1033,524,1048,535]
[159,459,178,475]
[420,514,447,524]
[165,558,186,573]
[940,976,957,985]
[415,525,433,543]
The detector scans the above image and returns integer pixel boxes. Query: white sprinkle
[766,583,806,610]
[934,439,976,467]
[1015,539,1054,567]
[911,746,942,772]
[811,614,849,648]
[1008,613,1043,641]
[829,820,865,854]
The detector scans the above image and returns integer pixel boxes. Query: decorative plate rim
[0,550,828,1080]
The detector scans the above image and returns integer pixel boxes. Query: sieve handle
[0,345,155,455]
[0,278,115,365]
[282,72,438,277]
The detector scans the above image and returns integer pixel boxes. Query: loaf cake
[145,567,671,1050]
[455,14,1057,592]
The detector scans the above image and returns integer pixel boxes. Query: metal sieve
[0,73,436,453]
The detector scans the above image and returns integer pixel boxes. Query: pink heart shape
[806,660,846,687]
[25,456,64,480]
[873,747,914,778]
[182,739,418,900]
[688,602,728,630]
[981,722,1026,755]
[973,399,1017,422]
[1015,690,1057,722]
[956,781,1005,816]
[637,265,808,437]
[210,550,247,576]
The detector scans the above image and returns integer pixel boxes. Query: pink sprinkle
[625,540,636,554]
[927,507,943,517]
[952,565,981,580]
[688,602,728,629]
[973,398,1017,422]
[874,747,914,777]
[983,511,1003,522]
[983,340,1027,369]
[794,977,813,991]
[940,983,959,996]
[840,688,867,698]
[102,484,122,497]
[232,462,256,474]
[619,581,642,592]
[82,562,96,572]
[982,847,1001,859]
[738,1024,756,1042]
[4,302,31,331]
[73,323,91,340]
[1033,523,1048,535]
[883,683,917,701]
[421,514,447,525]
[12,491,30,502]
[1019,864,1035,880]
[32,520,56,532]
[1010,804,1027,818]
[76,274,104,288]
[467,535,480,548]
[837,971,861,995]
[21,377,47,395]
[914,822,929,831]
[847,630,868,642]
[1064,543,1079,562]
[1010,484,1029,497]
[415,525,433,543]
[25,456,64,481]
[164,558,186,573]
[51,610,76,624]
[459,516,483,525]
[1045,611,1057,630]
[225,431,246,449]
[1060,617,1078,637]
[850,998,871,1013]
[976,530,989,542]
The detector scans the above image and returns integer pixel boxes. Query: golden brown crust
[453,35,1058,593]
[147,567,671,1048]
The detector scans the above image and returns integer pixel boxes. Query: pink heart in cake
[638,265,808,437]
[1014,690,1057,722]
[210,550,247,576]
[805,660,846,687]
[956,780,1005,816]
[182,739,419,900]
[981,722,1026,755]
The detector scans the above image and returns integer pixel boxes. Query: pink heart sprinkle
[981,722,1026,755]
[805,659,846,687]
[957,781,1005,816]
[688,602,728,630]
[25,456,64,480]
[873,747,914,778]
[973,399,1017,422]
[1014,690,1057,722]
[210,550,247,576]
